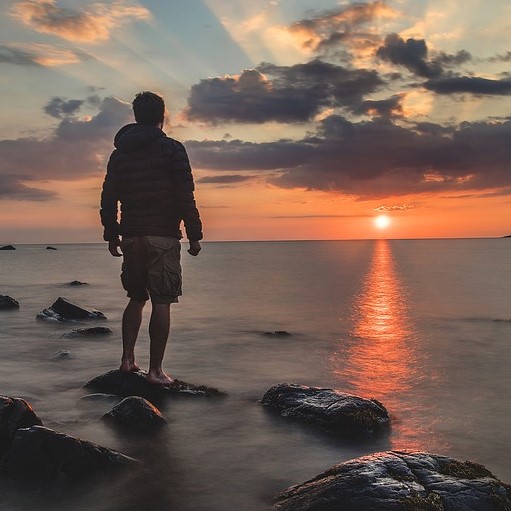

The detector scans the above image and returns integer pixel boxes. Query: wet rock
[0,245,15,250]
[0,396,43,457]
[1,425,138,481]
[0,295,19,310]
[46,246,57,250]
[62,326,112,338]
[102,396,166,431]
[84,370,226,402]
[270,450,511,511]
[261,383,390,438]
[68,280,89,286]
[50,350,72,360]
[263,330,291,336]
[37,297,106,322]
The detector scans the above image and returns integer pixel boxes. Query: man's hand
[188,240,201,256]
[108,237,122,257]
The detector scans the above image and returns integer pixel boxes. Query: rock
[50,350,72,360]
[0,295,19,310]
[0,396,43,457]
[67,280,89,286]
[263,330,291,336]
[270,450,511,511]
[37,297,106,322]
[0,245,15,250]
[261,383,390,438]
[1,425,138,481]
[62,326,112,338]
[102,396,166,431]
[84,370,226,402]
[46,246,57,250]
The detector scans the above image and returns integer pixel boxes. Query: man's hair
[132,91,165,125]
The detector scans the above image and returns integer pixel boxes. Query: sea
[0,239,510,511]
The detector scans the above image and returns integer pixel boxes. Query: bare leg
[147,303,173,385]
[120,299,146,372]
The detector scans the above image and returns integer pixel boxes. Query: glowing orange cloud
[11,0,151,43]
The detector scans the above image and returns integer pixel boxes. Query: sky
[1,0,511,242]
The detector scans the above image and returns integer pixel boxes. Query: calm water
[0,239,510,510]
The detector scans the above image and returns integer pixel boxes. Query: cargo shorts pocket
[145,237,182,301]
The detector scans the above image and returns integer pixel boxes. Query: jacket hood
[114,123,165,152]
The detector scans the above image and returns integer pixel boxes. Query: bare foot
[146,370,174,386]
[119,360,140,373]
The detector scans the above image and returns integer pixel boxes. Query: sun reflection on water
[335,239,428,449]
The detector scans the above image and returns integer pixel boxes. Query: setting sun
[374,214,391,229]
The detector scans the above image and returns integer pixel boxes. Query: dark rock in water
[270,450,511,511]
[62,326,112,338]
[84,370,226,402]
[261,383,390,438]
[50,350,72,360]
[0,245,15,250]
[37,297,106,322]
[1,425,138,481]
[102,396,166,431]
[46,246,57,250]
[68,280,89,286]
[0,396,43,457]
[0,295,19,310]
[263,330,291,336]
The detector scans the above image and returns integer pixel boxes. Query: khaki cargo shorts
[120,236,182,304]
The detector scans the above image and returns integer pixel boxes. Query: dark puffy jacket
[100,123,202,242]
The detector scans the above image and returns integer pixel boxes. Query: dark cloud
[424,76,511,95]
[352,94,404,118]
[185,60,382,124]
[377,33,471,78]
[44,97,84,118]
[489,51,511,63]
[0,44,41,66]
[0,96,131,201]
[197,174,256,184]
[0,175,57,201]
[186,114,511,199]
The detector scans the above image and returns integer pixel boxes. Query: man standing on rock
[100,91,202,385]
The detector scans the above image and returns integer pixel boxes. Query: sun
[374,214,391,229]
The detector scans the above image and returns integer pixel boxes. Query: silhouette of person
[100,91,202,385]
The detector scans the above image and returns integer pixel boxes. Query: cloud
[11,0,151,43]
[186,114,511,199]
[197,174,257,184]
[290,1,396,54]
[185,60,382,124]
[0,43,91,67]
[352,94,404,119]
[44,97,84,118]
[424,76,511,95]
[0,96,132,201]
[376,33,471,78]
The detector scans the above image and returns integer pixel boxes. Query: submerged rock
[1,425,138,481]
[79,393,121,405]
[0,295,19,310]
[261,383,390,438]
[84,370,226,402]
[37,297,106,322]
[102,396,166,431]
[270,450,511,511]
[62,326,112,338]
[46,246,57,250]
[263,330,291,337]
[0,396,43,457]
[50,350,72,360]
[67,280,89,286]
[0,245,15,250]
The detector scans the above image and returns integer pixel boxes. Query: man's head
[132,91,165,126]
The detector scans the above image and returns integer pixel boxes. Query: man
[100,91,202,385]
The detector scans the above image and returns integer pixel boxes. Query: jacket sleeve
[100,151,121,241]
[169,142,203,241]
